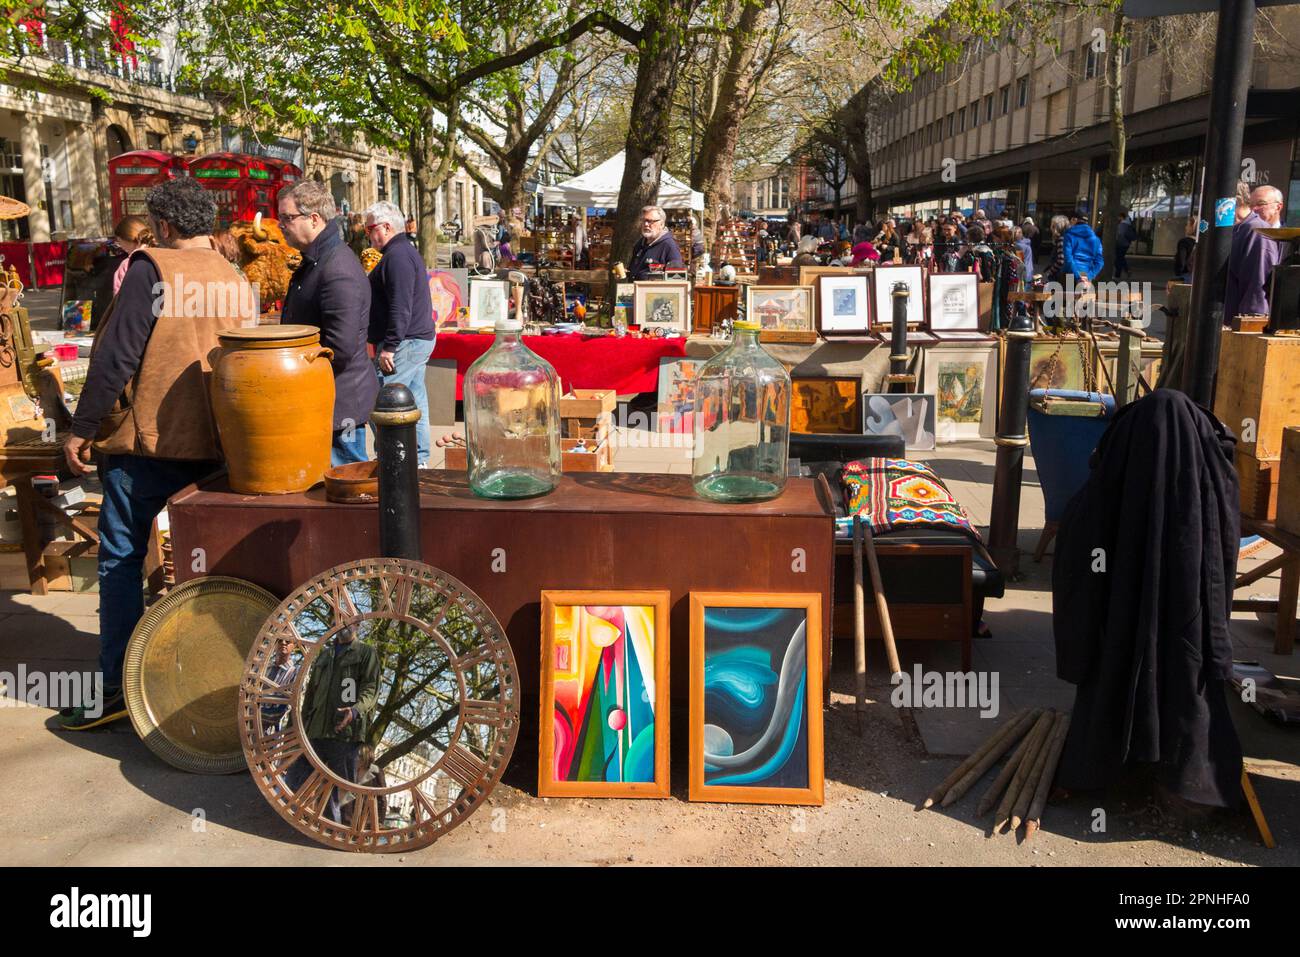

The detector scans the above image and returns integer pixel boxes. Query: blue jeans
[371,337,435,464]
[98,454,217,689]
[331,426,369,466]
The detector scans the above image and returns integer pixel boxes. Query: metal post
[887,281,912,394]
[371,383,422,561]
[987,310,1036,578]
[1180,0,1257,405]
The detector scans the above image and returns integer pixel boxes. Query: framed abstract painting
[689,593,823,806]
[539,591,671,798]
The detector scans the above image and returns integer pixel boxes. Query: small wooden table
[0,438,98,595]
[1236,517,1300,654]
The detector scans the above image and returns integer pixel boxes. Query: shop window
[377,165,387,202]
[970,102,979,127]
[0,138,20,169]
[1084,44,1101,79]
[1000,85,1010,115]
[985,94,994,122]
[958,107,966,132]
[146,131,164,150]
[1016,76,1028,108]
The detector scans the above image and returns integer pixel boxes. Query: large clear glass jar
[692,321,791,502]
[464,315,561,498]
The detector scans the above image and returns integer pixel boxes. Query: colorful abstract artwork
[540,591,671,798]
[689,594,823,805]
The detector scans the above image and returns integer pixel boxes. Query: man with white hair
[365,200,435,464]
[1224,185,1286,324]
[627,205,684,280]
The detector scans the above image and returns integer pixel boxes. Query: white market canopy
[542,151,704,211]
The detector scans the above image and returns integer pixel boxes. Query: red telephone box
[106,150,186,225]
[188,152,280,228]
[261,158,303,210]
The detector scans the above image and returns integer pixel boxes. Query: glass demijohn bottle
[464,300,561,499]
[691,320,791,502]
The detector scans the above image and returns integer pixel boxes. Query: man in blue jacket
[280,180,380,465]
[365,200,436,464]
[1061,211,1105,285]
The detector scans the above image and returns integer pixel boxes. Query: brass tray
[124,576,279,774]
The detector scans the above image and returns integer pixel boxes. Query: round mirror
[240,558,519,851]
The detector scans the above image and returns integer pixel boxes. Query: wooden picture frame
[816,274,871,336]
[745,284,817,343]
[468,278,509,329]
[798,264,872,289]
[790,374,863,434]
[870,264,925,330]
[923,342,998,441]
[540,590,671,799]
[689,592,823,806]
[995,333,1097,423]
[634,280,691,333]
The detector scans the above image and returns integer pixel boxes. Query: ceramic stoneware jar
[210,324,335,494]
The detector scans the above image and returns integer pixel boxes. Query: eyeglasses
[1251,200,1281,208]
[366,222,387,233]
[279,210,311,223]
[641,218,663,225]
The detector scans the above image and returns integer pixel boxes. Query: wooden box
[559,388,616,420]
[561,437,613,472]
[1278,426,1300,535]
[1237,448,1281,521]
[1214,331,1300,460]
[691,284,740,333]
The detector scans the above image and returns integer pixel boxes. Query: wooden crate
[558,388,616,421]
[441,440,613,473]
[1278,426,1300,536]
[1237,448,1281,521]
[1214,331,1300,460]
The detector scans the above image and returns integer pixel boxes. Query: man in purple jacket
[364,201,436,464]
[1223,185,1285,325]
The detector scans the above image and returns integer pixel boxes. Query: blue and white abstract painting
[701,606,809,789]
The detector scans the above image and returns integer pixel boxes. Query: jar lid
[496,316,523,332]
[734,320,760,331]
[217,323,319,341]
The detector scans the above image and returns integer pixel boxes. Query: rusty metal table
[167,471,836,714]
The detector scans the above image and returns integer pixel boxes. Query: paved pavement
[3,430,1297,866]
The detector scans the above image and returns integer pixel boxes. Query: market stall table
[167,471,835,724]
[433,331,688,399]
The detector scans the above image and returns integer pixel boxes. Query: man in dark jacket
[280,180,380,465]
[364,200,436,464]
[627,205,684,279]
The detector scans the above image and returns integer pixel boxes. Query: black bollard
[987,309,1035,578]
[371,383,422,561]
[887,281,911,394]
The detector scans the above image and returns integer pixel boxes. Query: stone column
[131,109,149,150]
[66,120,103,236]
[90,103,112,231]
[20,113,49,242]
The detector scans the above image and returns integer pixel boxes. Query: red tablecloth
[433,332,688,399]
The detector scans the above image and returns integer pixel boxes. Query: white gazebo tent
[542,151,704,211]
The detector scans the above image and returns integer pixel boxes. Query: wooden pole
[991,710,1054,831]
[1011,711,1064,831]
[1024,712,1070,841]
[861,518,902,678]
[852,516,868,736]
[918,707,1031,810]
[940,708,1039,808]
[976,710,1048,817]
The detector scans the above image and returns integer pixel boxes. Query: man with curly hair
[61,177,254,730]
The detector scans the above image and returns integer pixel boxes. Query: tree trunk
[409,104,457,267]
[690,0,763,249]
[610,4,689,275]
[853,160,874,225]
[1098,11,1126,283]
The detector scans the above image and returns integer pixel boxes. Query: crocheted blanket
[838,457,981,541]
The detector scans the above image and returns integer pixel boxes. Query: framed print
[634,281,691,333]
[656,356,709,433]
[745,284,816,342]
[928,272,987,339]
[862,392,937,450]
[689,593,823,806]
[429,268,468,331]
[540,591,671,799]
[1027,336,1094,392]
[923,344,998,441]
[871,264,925,329]
[790,374,863,434]
[468,278,509,329]
[1094,339,1163,395]
[816,274,871,335]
